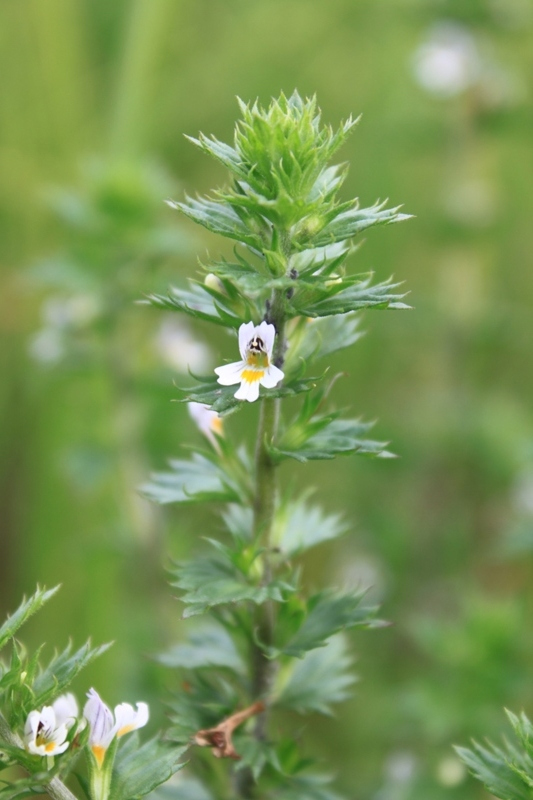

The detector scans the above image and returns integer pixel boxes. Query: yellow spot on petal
[45,742,57,753]
[117,724,135,738]
[92,745,106,767]
[241,369,264,384]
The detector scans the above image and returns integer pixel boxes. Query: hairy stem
[0,713,78,800]
[235,287,286,798]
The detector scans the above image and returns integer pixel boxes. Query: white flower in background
[188,402,223,446]
[412,23,481,97]
[24,698,75,756]
[155,318,212,373]
[28,328,65,365]
[83,689,149,768]
[214,321,284,403]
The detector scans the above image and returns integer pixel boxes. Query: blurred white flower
[385,751,417,784]
[29,328,65,364]
[512,471,533,516]
[155,319,212,373]
[84,689,149,768]
[412,23,481,97]
[188,402,223,447]
[215,321,284,403]
[436,755,467,787]
[43,295,100,329]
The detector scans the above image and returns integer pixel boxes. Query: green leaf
[291,274,409,318]
[175,373,320,417]
[271,591,380,658]
[308,200,412,247]
[146,277,257,330]
[276,773,345,800]
[272,415,394,463]
[168,197,263,251]
[156,623,245,674]
[272,496,346,557]
[455,741,532,800]
[185,133,247,180]
[233,736,280,781]
[31,641,111,710]
[141,453,242,505]
[170,555,290,618]
[0,587,60,653]
[148,777,214,800]
[111,734,187,800]
[284,315,363,373]
[276,635,355,715]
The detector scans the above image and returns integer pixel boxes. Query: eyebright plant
[144,91,411,799]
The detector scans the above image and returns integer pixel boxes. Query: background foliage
[1,1,532,799]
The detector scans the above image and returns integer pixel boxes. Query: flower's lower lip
[241,369,265,383]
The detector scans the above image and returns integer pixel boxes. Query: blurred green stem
[110,0,175,155]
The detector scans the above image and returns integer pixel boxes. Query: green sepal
[87,735,118,800]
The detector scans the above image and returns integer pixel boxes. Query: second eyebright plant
[145,92,411,798]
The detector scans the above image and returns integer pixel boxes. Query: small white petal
[53,693,79,729]
[257,321,275,358]
[260,364,284,389]
[40,706,57,732]
[25,710,41,737]
[27,741,46,756]
[235,379,260,403]
[238,322,255,359]
[114,701,149,737]
[215,361,244,386]
[84,689,115,748]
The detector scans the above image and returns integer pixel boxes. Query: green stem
[235,288,287,799]
[0,713,78,800]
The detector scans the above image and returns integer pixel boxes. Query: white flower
[51,693,79,730]
[83,689,149,768]
[155,319,212,373]
[214,321,284,403]
[25,703,71,757]
[188,402,223,447]
[412,23,481,97]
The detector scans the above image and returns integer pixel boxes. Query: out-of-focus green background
[1,0,532,797]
